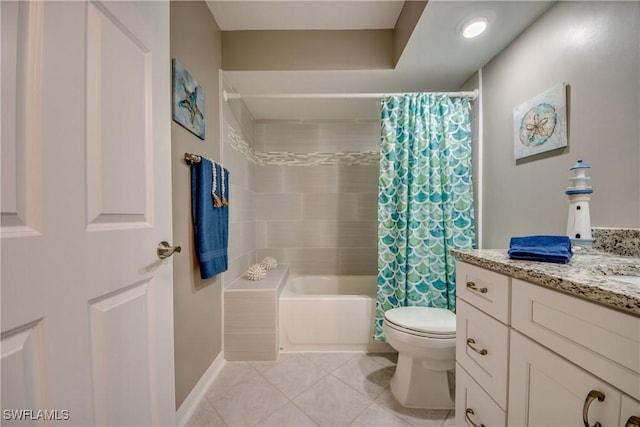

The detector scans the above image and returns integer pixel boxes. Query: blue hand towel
[508,235,573,264]
[191,159,229,279]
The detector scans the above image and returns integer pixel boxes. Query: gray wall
[220,2,427,72]
[481,1,640,248]
[170,1,223,409]
[222,30,394,71]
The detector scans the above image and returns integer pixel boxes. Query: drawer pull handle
[465,408,486,427]
[466,338,488,355]
[466,281,488,294]
[625,416,640,427]
[582,390,605,427]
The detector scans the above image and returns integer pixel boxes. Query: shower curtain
[374,93,476,342]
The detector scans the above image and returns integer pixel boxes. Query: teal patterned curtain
[374,93,476,342]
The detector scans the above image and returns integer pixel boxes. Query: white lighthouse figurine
[566,159,594,247]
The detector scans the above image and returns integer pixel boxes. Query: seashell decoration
[261,256,278,271]
[245,263,267,281]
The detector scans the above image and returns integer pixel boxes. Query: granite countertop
[451,248,640,317]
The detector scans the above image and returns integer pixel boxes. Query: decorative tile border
[224,121,379,167]
[225,122,259,164]
[256,151,379,166]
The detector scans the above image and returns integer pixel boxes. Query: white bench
[223,265,289,361]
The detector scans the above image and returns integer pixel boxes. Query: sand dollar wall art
[172,59,205,140]
[513,82,567,160]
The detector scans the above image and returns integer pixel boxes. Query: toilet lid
[384,307,456,337]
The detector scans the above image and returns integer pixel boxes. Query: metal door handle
[582,390,605,427]
[467,338,488,355]
[625,416,640,427]
[466,281,488,294]
[157,241,181,259]
[465,408,486,427]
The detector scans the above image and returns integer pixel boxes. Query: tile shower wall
[254,120,380,276]
[255,119,380,153]
[222,87,257,285]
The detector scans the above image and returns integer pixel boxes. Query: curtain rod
[223,89,479,102]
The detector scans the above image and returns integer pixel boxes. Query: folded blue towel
[508,235,572,264]
[191,159,229,279]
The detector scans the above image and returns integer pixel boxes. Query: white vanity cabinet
[455,260,640,427]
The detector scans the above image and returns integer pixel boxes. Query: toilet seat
[384,307,456,339]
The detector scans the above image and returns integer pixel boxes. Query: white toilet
[383,306,456,409]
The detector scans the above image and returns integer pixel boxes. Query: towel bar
[184,153,202,164]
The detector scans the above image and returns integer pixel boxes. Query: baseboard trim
[176,352,226,427]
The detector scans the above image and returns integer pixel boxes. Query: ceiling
[207,1,556,120]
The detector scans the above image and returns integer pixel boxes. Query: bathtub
[279,275,393,353]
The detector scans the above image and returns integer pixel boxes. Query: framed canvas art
[513,82,567,160]
[172,59,205,140]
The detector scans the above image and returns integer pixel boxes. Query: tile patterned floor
[187,352,456,427]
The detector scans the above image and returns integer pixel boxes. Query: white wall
[481,1,640,248]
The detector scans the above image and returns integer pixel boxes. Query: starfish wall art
[172,59,205,139]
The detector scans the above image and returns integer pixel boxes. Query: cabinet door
[511,278,640,401]
[621,395,640,427]
[455,363,507,427]
[509,330,621,427]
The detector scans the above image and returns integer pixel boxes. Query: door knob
[157,241,181,259]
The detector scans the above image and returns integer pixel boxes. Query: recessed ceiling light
[462,17,488,39]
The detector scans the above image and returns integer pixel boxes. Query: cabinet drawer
[456,261,511,323]
[456,299,510,409]
[456,363,506,427]
[511,279,640,401]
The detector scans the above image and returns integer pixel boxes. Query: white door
[1,1,175,426]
